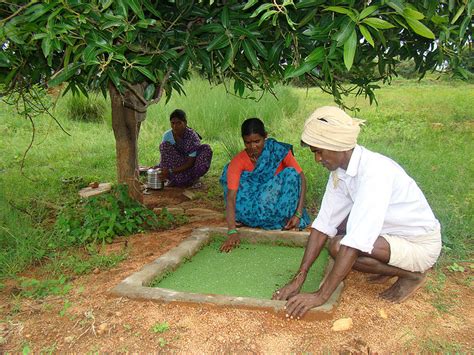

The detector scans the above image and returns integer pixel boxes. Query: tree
[1,0,471,201]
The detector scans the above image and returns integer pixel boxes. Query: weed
[158,337,168,348]
[151,321,170,334]
[65,93,106,123]
[447,262,465,273]
[54,184,159,245]
[59,299,73,317]
[419,338,462,353]
[44,249,127,277]
[18,276,72,299]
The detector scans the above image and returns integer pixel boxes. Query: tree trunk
[109,83,147,203]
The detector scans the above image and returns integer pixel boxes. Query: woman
[157,109,212,187]
[220,118,311,252]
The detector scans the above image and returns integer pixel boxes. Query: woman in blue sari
[220,118,311,252]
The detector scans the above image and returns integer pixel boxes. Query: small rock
[186,208,216,216]
[331,317,353,332]
[379,309,388,319]
[79,183,112,198]
[64,336,74,343]
[182,190,196,200]
[153,207,185,215]
[93,268,100,274]
[97,323,108,335]
[115,311,122,317]
[119,337,125,342]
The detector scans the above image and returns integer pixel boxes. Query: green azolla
[154,236,329,299]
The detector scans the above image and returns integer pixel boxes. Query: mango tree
[1,0,471,201]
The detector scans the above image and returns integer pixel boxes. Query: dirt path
[1,188,473,353]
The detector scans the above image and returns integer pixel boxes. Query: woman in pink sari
[157,109,213,187]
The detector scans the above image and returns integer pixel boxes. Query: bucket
[147,168,164,190]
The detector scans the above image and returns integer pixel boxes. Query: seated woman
[157,109,212,187]
[220,118,311,252]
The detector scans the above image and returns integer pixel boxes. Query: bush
[395,59,419,79]
[65,93,106,122]
[54,184,160,245]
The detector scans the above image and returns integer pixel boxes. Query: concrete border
[111,227,343,321]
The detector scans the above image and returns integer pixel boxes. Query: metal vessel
[147,168,163,190]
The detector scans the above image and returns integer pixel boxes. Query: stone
[153,207,185,215]
[188,213,223,222]
[97,323,109,335]
[331,317,353,332]
[64,336,74,343]
[93,268,100,274]
[182,190,196,200]
[379,309,388,319]
[79,183,112,198]
[186,208,217,216]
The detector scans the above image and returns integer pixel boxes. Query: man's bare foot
[367,274,393,284]
[379,273,426,302]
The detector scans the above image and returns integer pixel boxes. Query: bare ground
[1,187,473,353]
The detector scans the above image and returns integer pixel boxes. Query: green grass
[0,76,473,280]
[152,236,329,299]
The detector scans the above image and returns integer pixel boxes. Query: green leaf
[126,0,144,20]
[250,3,273,18]
[284,60,318,79]
[451,5,465,24]
[48,63,81,87]
[305,47,325,63]
[324,6,356,21]
[206,33,228,51]
[362,17,395,29]
[403,8,424,20]
[405,17,435,39]
[343,29,357,70]
[359,5,379,20]
[135,66,156,82]
[136,19,156,28]
[242,40,259,68]
[335,20,356,46]
[41,37,52,58]
[358,24,374,47]
[144,84,155,100]
[386,0,404,14]
[243,0,258,11]
[221,6,230,28]
[459,15,470,39]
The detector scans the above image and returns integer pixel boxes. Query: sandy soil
[1,187,473,353]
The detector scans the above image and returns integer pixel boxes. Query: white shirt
[312,145,440,254]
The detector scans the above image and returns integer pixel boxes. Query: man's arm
[272,228,328,300]
[284,245,358,318]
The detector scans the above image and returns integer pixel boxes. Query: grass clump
[65,94,106,123]
[17,275,72,299]
[54,184,159,245]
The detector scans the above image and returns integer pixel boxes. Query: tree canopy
[0,0,472,199]
[1,0,471,104]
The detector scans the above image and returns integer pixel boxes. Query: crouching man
[273,106,441,319]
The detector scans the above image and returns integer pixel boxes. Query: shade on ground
[153,236,329,299]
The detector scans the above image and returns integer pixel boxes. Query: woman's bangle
[294,210,302,219]
[227,228,238,235]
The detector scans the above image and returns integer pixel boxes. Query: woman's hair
[241,117,267,138]
[170,109,187,122]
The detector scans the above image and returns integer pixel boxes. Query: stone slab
[111,227,343,321]
[79,183,112,198]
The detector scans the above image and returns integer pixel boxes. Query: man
[273,106,441,319]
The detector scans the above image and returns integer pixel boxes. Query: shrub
[54,184,160,245]
[65,94,106,122]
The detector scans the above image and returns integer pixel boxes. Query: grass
[0,75,473,281]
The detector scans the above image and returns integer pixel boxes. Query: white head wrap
[301,106,365,151]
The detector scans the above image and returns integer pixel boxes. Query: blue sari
[220,138,311,230]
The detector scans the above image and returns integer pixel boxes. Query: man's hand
[285,292,327,319]
[158,167,170,180]
[220,234,240,252]
[272,280,301,301]
[282,215,300,230]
